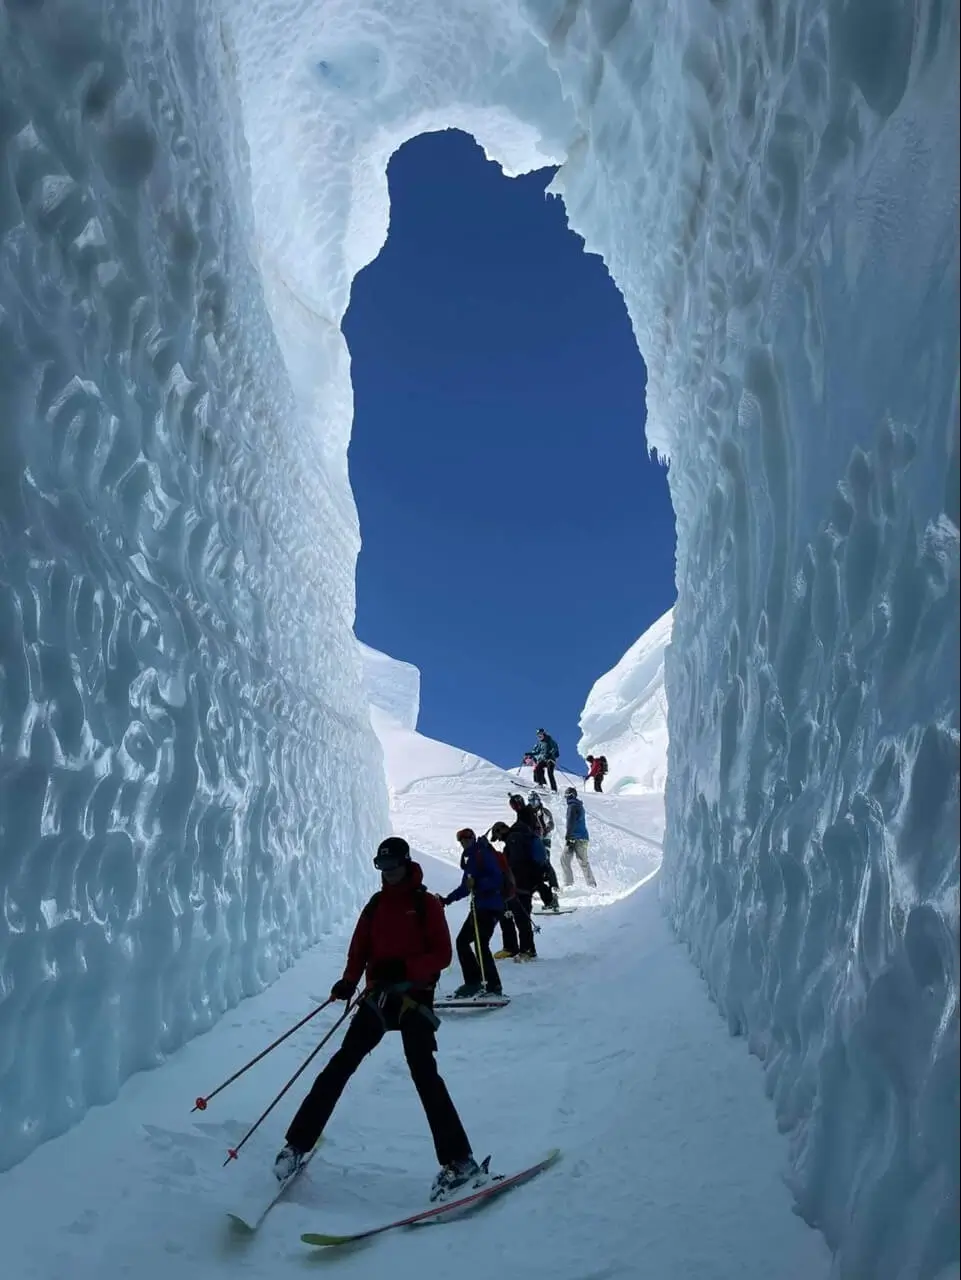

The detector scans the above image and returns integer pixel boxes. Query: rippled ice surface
[0,1,388,1170]
[0,2,958,1275]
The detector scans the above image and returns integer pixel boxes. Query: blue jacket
[565,796,589,841]
[445,837,505,913]
[530,733,559,763]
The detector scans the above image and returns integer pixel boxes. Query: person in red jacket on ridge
[273,836,485,1203]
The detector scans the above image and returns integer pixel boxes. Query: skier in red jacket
[274,836,485,1202]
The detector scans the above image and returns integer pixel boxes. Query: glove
[436,893,449,906]
[330,977,356,1002]
[370,957,407,986]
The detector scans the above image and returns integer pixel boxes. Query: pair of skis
[302,1148,561,1247]
[227,1146,561,1246]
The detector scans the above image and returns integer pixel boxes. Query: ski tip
[301,1232,354,1247]
[226,1213,256,1233]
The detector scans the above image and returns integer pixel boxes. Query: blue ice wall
[0,0,386,1170]
[651,17,961,1280]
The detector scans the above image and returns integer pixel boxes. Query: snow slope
[372,704,662,901]
[579,608,673,796]
[0,728,829,1280]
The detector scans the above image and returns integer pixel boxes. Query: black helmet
[508,793,524,807]
[564,787,577,800]
[374,836,411,871]
[490,822,511,841]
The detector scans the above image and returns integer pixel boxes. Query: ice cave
[0,2,957,1278]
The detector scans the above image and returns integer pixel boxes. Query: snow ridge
[578,608,673,795]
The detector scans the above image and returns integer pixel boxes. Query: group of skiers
[272,732,606,1206]
[524,727,609,793]
[444,784,596,1000]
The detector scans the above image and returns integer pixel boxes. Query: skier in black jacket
[508,793,559,911]
[490,820,539,961]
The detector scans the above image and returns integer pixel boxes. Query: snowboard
[227,1148,317,1231]
[532,907,577,916]
[300,1148,561,1248]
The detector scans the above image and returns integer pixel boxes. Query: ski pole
[192,997,334,1113]
[223,991,363,1166]
[470,895,487,990]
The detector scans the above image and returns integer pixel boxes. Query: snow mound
[578,608,673,795]
[359,641,420,732]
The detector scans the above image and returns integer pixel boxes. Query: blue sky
[346,130,675,771]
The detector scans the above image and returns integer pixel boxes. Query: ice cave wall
[0,0,387,1171]
[0,4,957,1277]
[220,1,961,1274]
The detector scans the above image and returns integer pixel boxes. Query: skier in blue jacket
[527,728,560,792]
[440,830,506,997]
[562,788,597,887]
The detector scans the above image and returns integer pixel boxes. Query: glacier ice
[579,608,673,796]
[0,0,389,1170]
[0,0,957,1273]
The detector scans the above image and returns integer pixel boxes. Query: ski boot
[273,1144,306,1182]
[451,982,483,999]
[429,1155,491,1202]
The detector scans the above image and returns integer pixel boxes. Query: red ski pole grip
[194,1097,207,1111]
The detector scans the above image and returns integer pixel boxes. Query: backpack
[598,755,608,775]
[361,884,430,948]
[530,834,547,866]
[489,844,516,901]
[539,807,555,836]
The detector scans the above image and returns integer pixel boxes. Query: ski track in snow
[0,815,829,1280]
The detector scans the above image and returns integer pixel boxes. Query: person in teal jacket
[527,728,559,792]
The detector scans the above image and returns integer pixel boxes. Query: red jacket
[587,758,604,778]
[342,862,451,990]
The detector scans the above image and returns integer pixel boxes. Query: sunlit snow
[579,608,673,801]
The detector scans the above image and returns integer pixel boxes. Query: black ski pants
[456,908,502,993]
[533,760,557,791]
[285,994,471,1167]
[535,858,559,908]
[591,776,603,792]
[500,890,536,956]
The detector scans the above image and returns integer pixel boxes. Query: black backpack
[361,884,431,948]
[598,755,608,775]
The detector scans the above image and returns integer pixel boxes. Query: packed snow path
[0,848,828,1278]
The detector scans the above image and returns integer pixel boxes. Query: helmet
[490,822,511,841]
[508,793,523,808]
[536,728,546,735]
[528,791,542,807]
[564,787,577,800]
[374,836,411,871]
